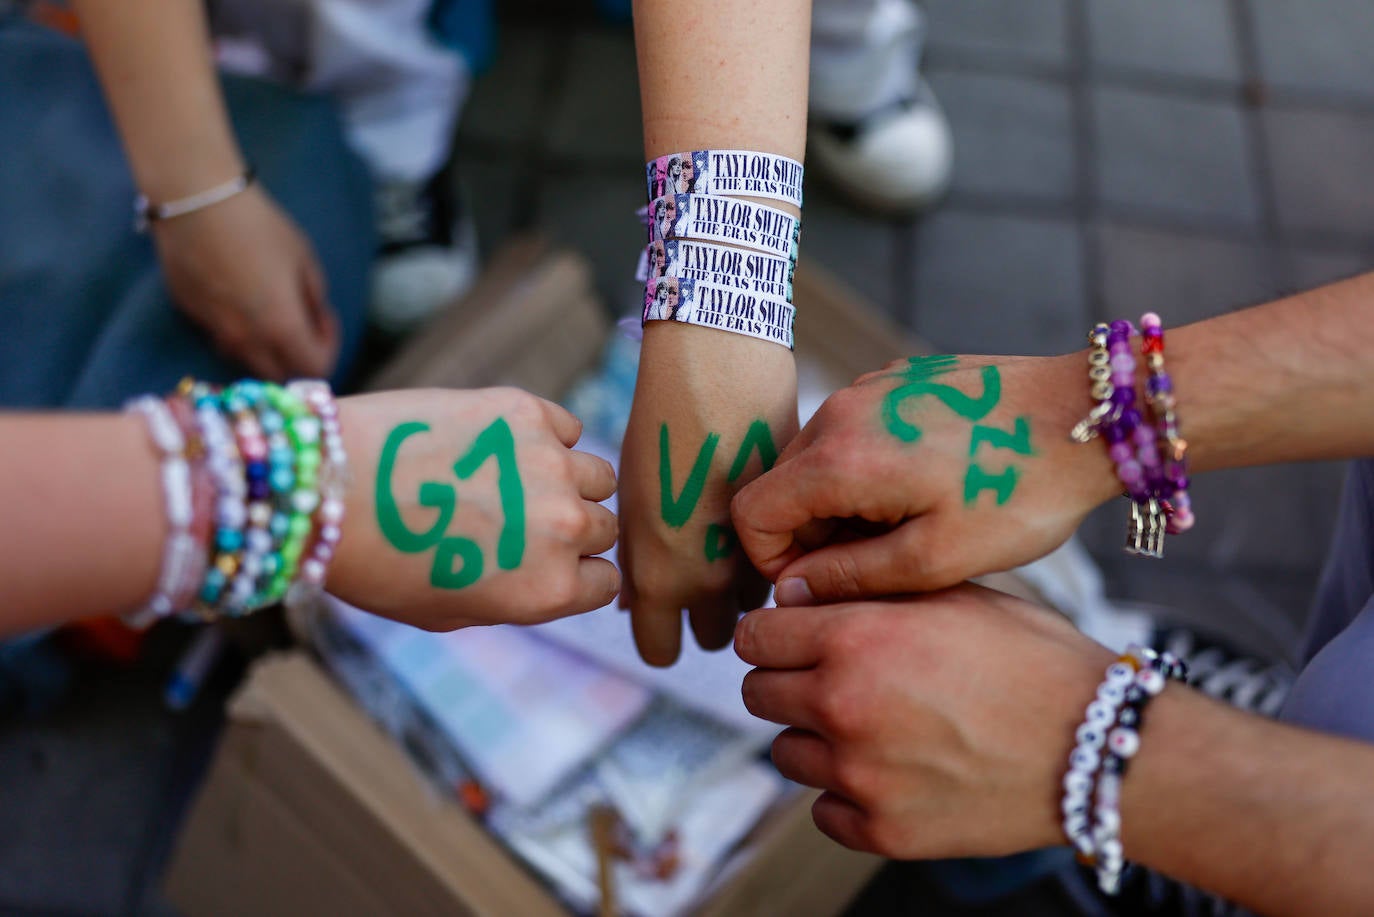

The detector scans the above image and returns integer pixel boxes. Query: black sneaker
[370,175,477,334]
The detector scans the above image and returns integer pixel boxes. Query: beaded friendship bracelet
[125,397,197,623]
[1070,314,1195,558]
[1062,645,1186,895]
[126,378,347,623]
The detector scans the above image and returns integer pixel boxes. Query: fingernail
[775,577,814,606]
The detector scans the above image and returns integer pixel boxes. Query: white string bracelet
[647,149,804,208]
[648,193,800,259]
[637,239,795,301]
[134,166,257,233]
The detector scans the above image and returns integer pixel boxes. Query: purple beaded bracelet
[1071,315,1195,557]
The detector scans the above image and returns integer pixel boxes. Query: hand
[731,354,1118,605]
[618,325,799,666]
[328,387,620,631]
[152,184,340,380]
[736,584,1115,858]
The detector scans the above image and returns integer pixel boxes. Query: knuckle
[545,501,589,543]
[822,552,866,599]
[830,753,875,804]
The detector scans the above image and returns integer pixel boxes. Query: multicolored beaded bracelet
[1139,314,1194,534]
[130,378,347,624]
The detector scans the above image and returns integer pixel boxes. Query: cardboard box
[166,240,1030,916]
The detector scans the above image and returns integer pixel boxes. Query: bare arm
[71,0,244,202]
[0,414,163,632]
[1124,687,1374,916]
[1160,271,1374,474]
[622,0,812,665]
[71,0,339,379]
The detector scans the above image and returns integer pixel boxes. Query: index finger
[539,398,584,448]
[730,456,834,579]
[734,605,832,669]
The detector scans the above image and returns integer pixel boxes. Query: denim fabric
[0,21,375,408]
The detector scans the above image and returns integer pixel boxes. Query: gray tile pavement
[1092,86,1261,228]
[926,68,1077,205]
[1094,222,1280,324]
[1087,0,1241,85]
[1263,106,1374,241]
[1250,0,1374,99]
[925,0,1072,71]
[908,210,1087,355]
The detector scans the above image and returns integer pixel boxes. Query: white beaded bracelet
[125,396,195,622]
[1062,645,1186,894]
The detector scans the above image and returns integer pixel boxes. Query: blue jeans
[0,20,375,408]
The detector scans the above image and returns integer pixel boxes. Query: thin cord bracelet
[134,166,257,233]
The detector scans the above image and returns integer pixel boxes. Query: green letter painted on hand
[375,422,455,553]
[727,420,778,483]
[969,416,1034,457]
[660,423,719,529]
[704,523,738,561]
[964,463,1020,506]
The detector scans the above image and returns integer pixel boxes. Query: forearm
[73,0,244,201]
[0,415,162,633]
[1131,273,1374,474]
[634,0,810,364]
[1122,688,1374,915]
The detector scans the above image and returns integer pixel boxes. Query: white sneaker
[369,178,478,334]
[808,78,953,216]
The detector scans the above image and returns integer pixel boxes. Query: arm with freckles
[622,0,811,666]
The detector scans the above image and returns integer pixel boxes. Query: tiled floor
[3,0,1372,913]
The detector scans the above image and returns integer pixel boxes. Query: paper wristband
[642,275,794,350]
[648,193,799,260]
[646,150,805,209]
[636,239,795,302]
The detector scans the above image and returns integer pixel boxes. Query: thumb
[773,519,948,605]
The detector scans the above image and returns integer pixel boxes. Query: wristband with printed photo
[637,239,795,302]
[648,193,800,260]
[642,275,794,350]
[646,149,805,209]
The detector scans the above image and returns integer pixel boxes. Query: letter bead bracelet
[125,378,347,623]
[1062,645,1187,895]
